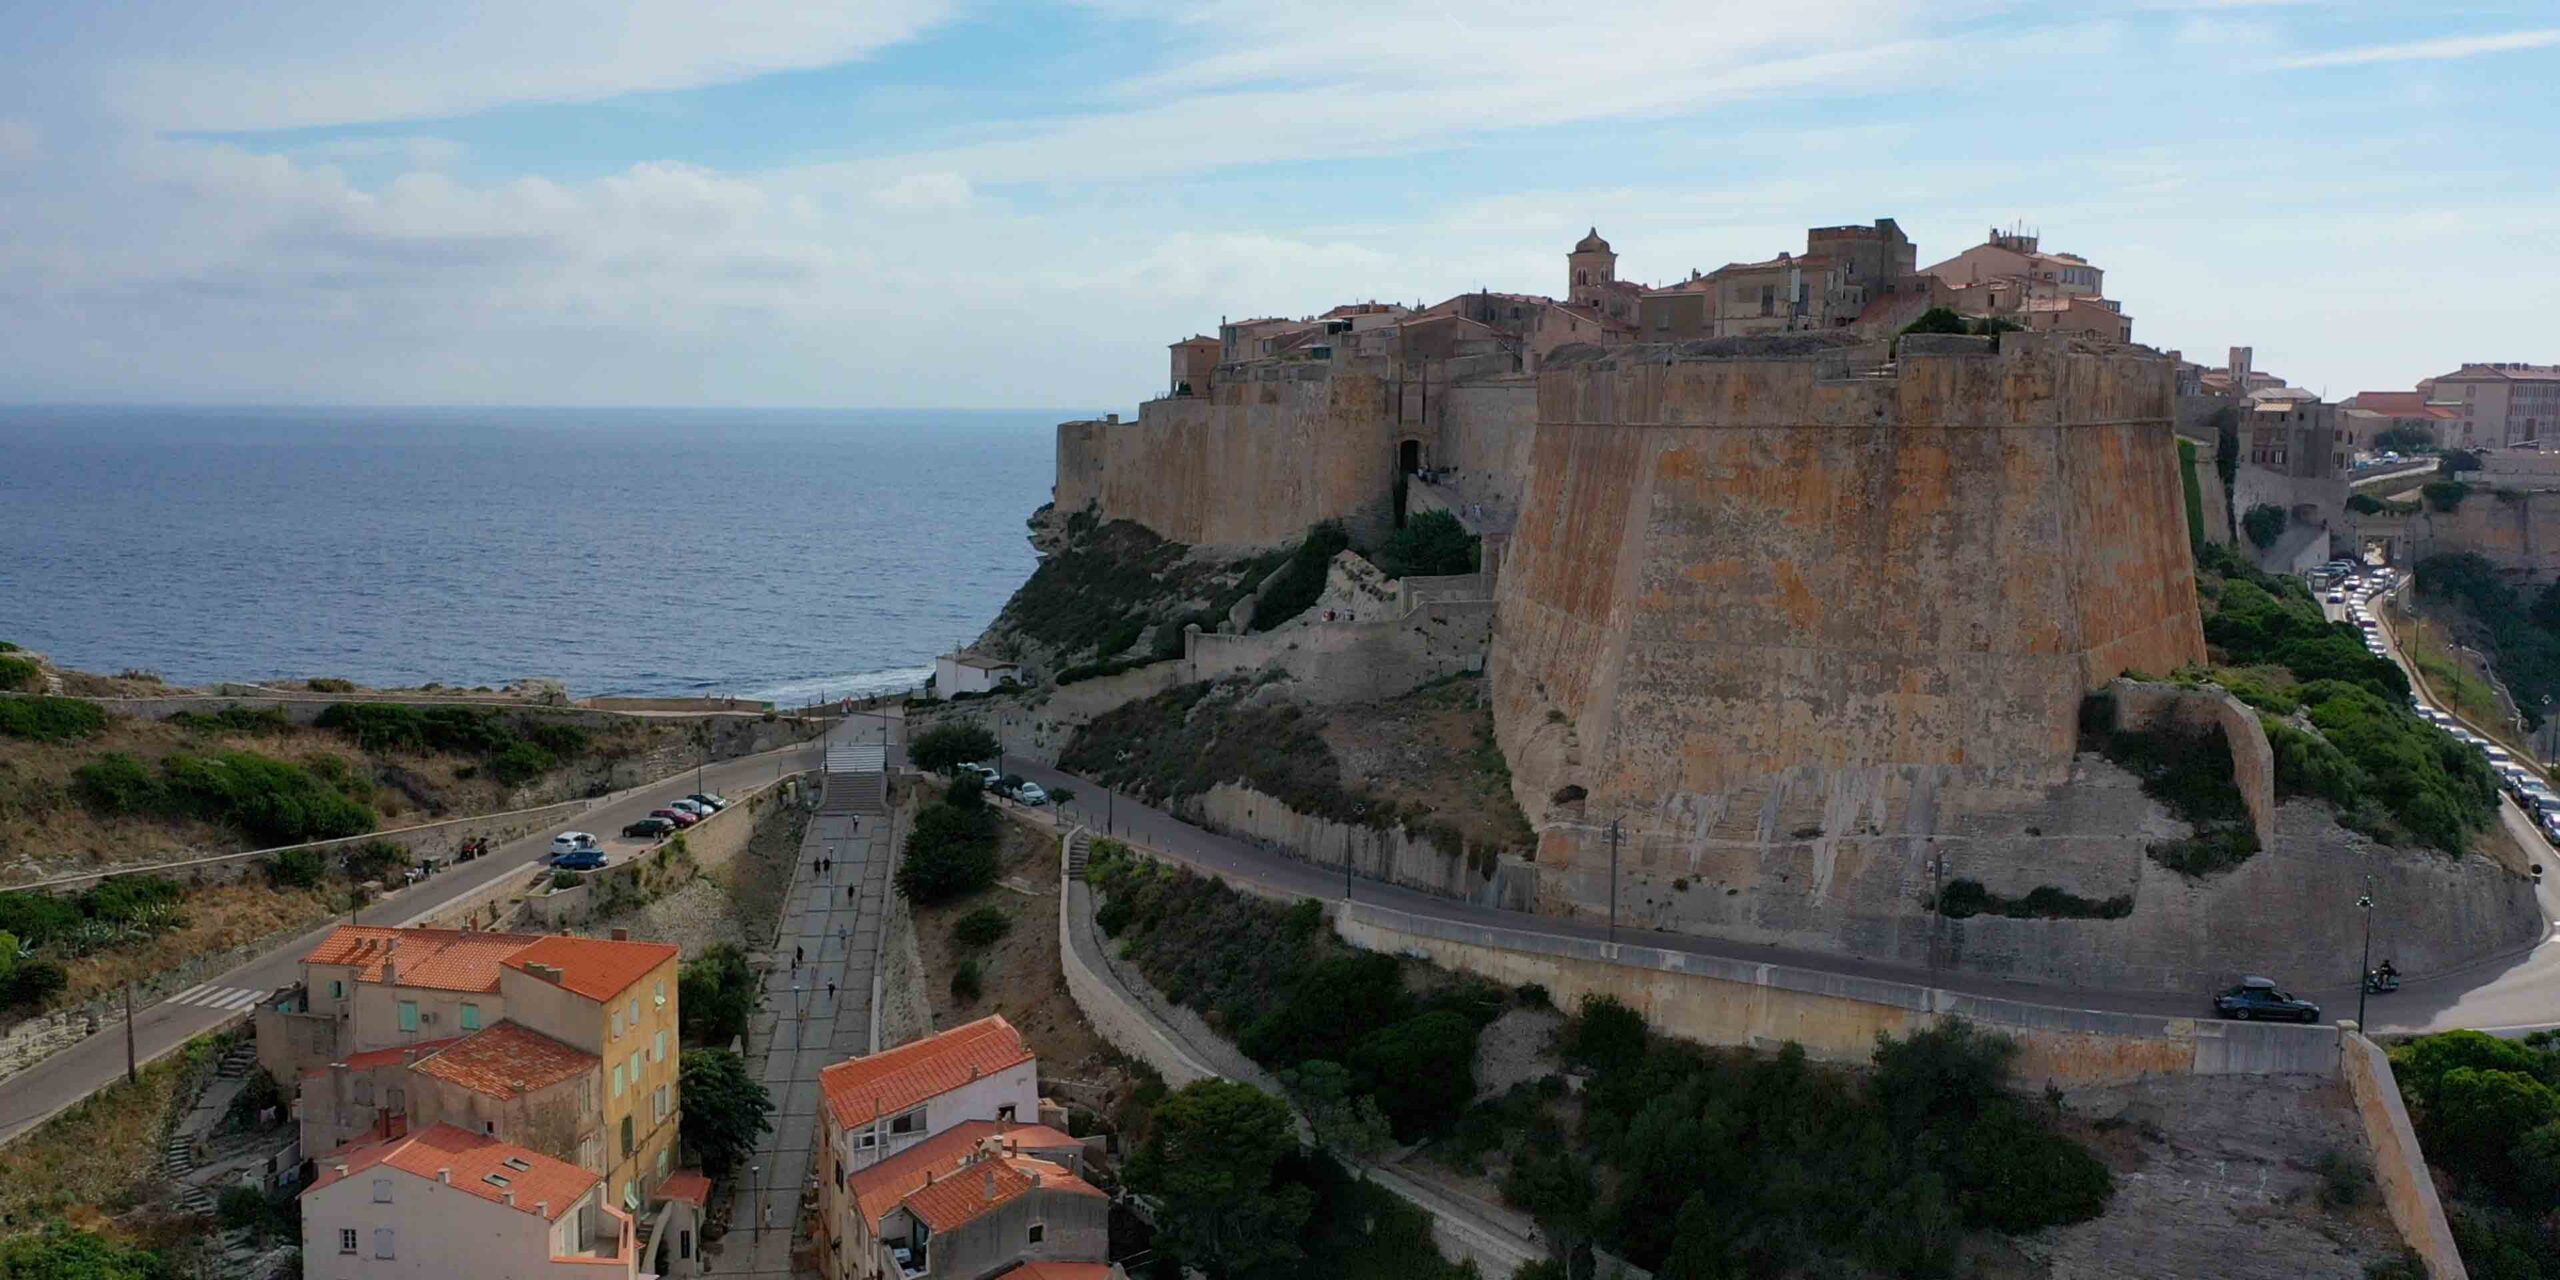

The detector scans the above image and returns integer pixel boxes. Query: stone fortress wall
[1036,329,2541,994]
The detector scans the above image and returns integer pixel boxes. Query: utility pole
[1606,819,1621,943]
[123,981,138,1084]
[2357,876,2376,1029]
[1925,853,1951,985]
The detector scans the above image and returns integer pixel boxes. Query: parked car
[652,806,701,828]
[623,817,678,839]
[553,849,609,871]
[686,793,729,811]
[2325,591,2345,604]
[2214,977,2321,1023]
[550,832,599,859]
[1017,782,1049,806]
[669,799,711,819]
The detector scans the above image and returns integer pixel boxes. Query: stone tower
[1567,228,1616,310]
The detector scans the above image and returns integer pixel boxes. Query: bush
[1347,1009,1478,1138]
[1375,510,1480,579]
[314,702,428,751]
[0,655,40,692]
[2373,425,2437,455]
[168,705,293,735]
[6,957,67,1010]
[341,838,407,882]
[306,678,359,692]
[550,870,585,891]
[910,722,1001,775]
[162,751,376,845]
[952,906,1011,947]
[2424,479,2471,512]
[894,800,1000,904]
[2242,502,2289,549]
[950,956,984,1002]
[679,943,756,1048]
[0,696,108,743]
[2080,691,2260,873]
[1932,878,2132,920]
[2347,492,2388,515]
[488,740,557,785]
[266,847,327,889]
[73,752,163,814]
[1249,521,1351,632]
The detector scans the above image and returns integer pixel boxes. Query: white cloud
[2278,26,2560,69]
[873,171,974,211]
[93,0,953,131]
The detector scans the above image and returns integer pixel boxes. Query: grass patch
[0,1032,227,1224]
[2080,690,2260,874]
[0,697,109,744]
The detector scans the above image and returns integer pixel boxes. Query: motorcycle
[2365,967,2401,994]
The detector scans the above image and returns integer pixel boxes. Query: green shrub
[2424,479,2471,512]
[950,957,983,1002]
[1932,878,2132,920]
[1347,1009,1478,1139]
[679,943,755,1048]
[0,696,108,743]
[6,957,68,1010]
[1375,511,1479,579]
[522,719,589,757]
[168,705,293,735]
[952,906,1011,947]
[2242,502,2288,549]
[2347,492,2387,515]
[551,870,586,891]
[0,655,40,692]
[314,702,428,751]
[306,678,359,693]
[489,740,557,785]
[894,799,1000,904]
[910,723,1000,775]
[267,847,328,889]
[162,751,375,844]
[341,839,408,882]
[1249,521,1351,632]
[73,752,163,814]
[2079,691,2260,873]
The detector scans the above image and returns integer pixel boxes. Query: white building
[817,1016,1040,1175]
[300,1122,635,1280]
[933,653,1022,699]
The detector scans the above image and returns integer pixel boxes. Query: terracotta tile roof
[413,1021,599,1099]
[901,1152,1100,1233]
[2354,391,2428,415]
[820,1016,1033,1130]
[301,1037,464,1078]
[1006,1265,1115,1280]
[846,1120,1093,1229]
[304,927,544,994]
[501,935,679,1002]
[655,1170,712,1209]
[311,1123,597,1221]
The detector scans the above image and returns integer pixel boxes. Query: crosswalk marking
[166,985,265,1011]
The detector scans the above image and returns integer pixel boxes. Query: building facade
[300,1123,634,1280]
[2420,363,2560,447]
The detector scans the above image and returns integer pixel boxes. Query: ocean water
[0,406,1068,702]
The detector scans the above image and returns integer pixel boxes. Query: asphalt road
[0,738,826,1148]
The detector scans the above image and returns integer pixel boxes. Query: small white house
[934,653,1022,699]
[300,1122,635,1280]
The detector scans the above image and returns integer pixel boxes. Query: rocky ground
[1316,674,1535,856]
[590,792,808,959]
[2020,1074,2407,1280]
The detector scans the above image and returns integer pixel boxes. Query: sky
[0,0,2553,409]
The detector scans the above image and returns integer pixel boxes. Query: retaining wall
[1183,782,1533,910]
[1336,898,2340,1087]
[1186,599,1492,704]
[2109,678,2277,852]
[16,797,591,892]
[458,774,807,932]
[1057,875,1218,1088]
[2340,1031,2469,1280]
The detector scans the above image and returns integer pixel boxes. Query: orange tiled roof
[846,1121,1090,1228]
[311,1123,596,1221]
[820,1016,1033,1130]
[501,934,679,1002]
[301,1037,464,1078]
[304,927,544,994]
[1007,1265,1115,1280]
[655,1170,713,1208]
[413,1021,598,1099]
[907,1154,1099,1231]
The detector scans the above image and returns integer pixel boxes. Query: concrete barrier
[2341,1030,2469,1280]
[1055,831,1221,1088]
[1338,899,2341,1087]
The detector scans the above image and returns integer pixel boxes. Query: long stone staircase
[1065,828,1094,880]
[821,742,887,815]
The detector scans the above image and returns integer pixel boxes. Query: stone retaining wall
[17,797,592,892]
[477,774,808,932]
[1184,782,1534,909]
[2109,678,2277,852]
[2340,1030,2468,1280]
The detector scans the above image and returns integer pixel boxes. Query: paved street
[716,715,895,1279]
[0,737,824,1148]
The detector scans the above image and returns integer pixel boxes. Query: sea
[0,406,1073,703]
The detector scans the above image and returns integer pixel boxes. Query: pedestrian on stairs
[794,944,804,967]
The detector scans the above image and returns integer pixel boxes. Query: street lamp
[2357,877,2376,1029]
[1924,853,1953,984]
[750,1163,762,1239]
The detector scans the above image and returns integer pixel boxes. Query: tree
[2241,502,2289,550]
[678,944,756,1048]
[2372,424,2436,454]
[0,1224,176,1280]
[910,723,1000,775]
[1348,1010,1479,1139]
[1375,511,1481,579]
[894,800,1000,904]
[680,1047,773,1182]
[1126,1080,1311,1279]
[1899,307,1970,336]
[2441,448,2484,474]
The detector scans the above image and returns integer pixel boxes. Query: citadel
[992,219,2543,997]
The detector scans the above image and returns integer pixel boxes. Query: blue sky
[0,0,2553,407]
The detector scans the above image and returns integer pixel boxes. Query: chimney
[610,928,629,942]
[535,1201,548,1217]
[503,1191,516,1207]
[383,959,397,987]
[438,1168,451,1184]
[334,1163,349,1178]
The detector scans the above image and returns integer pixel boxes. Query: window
[630,1051,643,1084]
[611,1009,623,1038]
[338,1229,358,1255]
[628,998,639,1029]
[354,1079,374,1106]
[653,1030,665,1064]
[889,1110,922,1135]
[371,1178,392,1203]
[461,1003,481,1031]
[328,979,346,1000]
[657,1147,671,1177]
[655,980,667,1009]
[655,1083,671,1122]
[622,1115,636,1157]
[397,1001,419,1032]
[1028,1223,1045,1245]
[855,1131,878,1150]
[373,1228,395,1260]
[625,1180,639,1212]
[613,1063,626,1098]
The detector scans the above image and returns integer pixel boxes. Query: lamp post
[1604,818,1622,944]
[750,1163,762,1239]
[2357,877,2376,1029]
[1924,853,1952,985]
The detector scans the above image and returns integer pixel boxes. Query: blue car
[551,849,608,871]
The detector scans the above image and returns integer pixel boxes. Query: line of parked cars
[537,792,734,870]
[959,762,1048,806]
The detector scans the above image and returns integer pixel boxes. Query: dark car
[623,817,678,839]
[553,849,609,871]
[2214,977,2320,1023]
